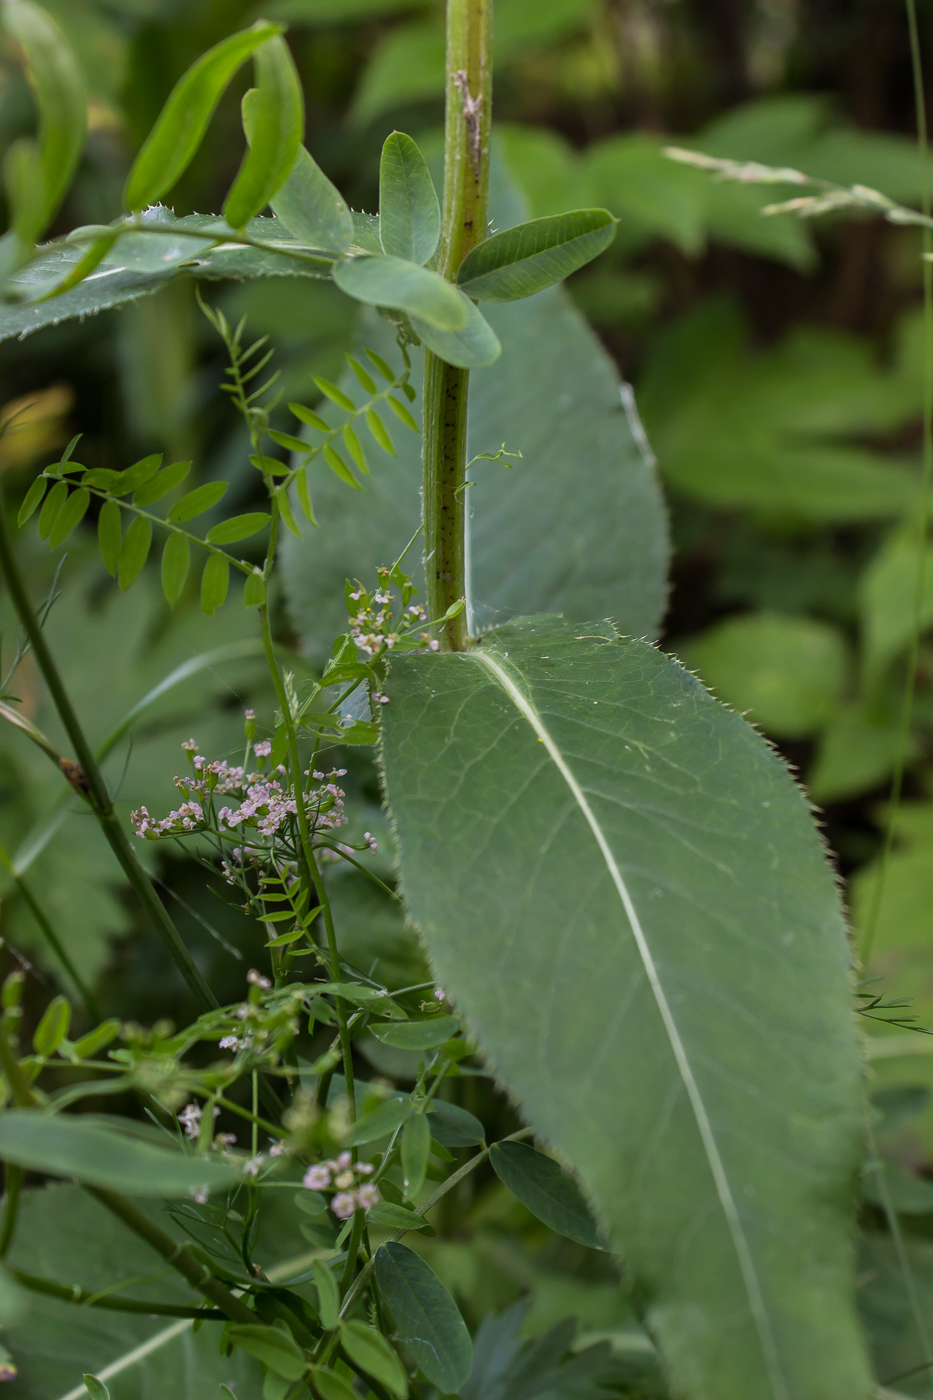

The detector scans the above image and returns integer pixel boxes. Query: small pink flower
[336,1151,352,1168]
[357,1183,380,1210]
[254,740,272,758]
[303,1164,331,1190]
[331,1192,357,1220]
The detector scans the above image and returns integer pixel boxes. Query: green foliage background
[5,0,933,1393]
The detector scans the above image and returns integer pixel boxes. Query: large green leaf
[0,1113,239,1196]
[456,210,616,302]
[0,211,332,344]
[1,1185,319,1398]
[379,131,440,265]
[225,37,304,230]
[281,289,668,659]
[374,1242,472,1392]
[379,616,871,1400]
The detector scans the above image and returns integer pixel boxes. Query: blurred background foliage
[7,0,933,1387]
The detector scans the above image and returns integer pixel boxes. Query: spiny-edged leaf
[312,1259,340,1330]
[333,254,467,332]
[17,475,46,525]
[427,1100,485,1148]
[370,1016,457,1050]
[379,131,440,265]
[225,1323,305,1380]
[401,1112,430,1200]
[206,512,270,545]
[201,552,230,616]
[36,478,66,540]
[47,486,89,548]
[0,1112,239,1196]
[3,0,87,239]
[340,1319,408,1398]
[97,499,122,576]
[226,38,304,229]
[409,295,501,370]
[374,1242,472,1393]
[168,480,229,523]
[380,616,872,1400]
[456,210,616,302]
[490,1141,603,1249]
[281,292,667,662]
[124,21,283,210]
[117,515,151,591]
[271,144,354,252]
[160,531,190,606]
[3,1185,263,1395]
[132,459,191,507]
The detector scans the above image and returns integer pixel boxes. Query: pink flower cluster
[302,1151,380,1219]
[131,743,350,847]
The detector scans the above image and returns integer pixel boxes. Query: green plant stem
[0,841,99,1020]
[12,1270,225,1318]
[259,602,356,1121]
[84,1187,256,1324]
[423,0,492,651]
[0,502,217,1013]
[0,1167,21,1259]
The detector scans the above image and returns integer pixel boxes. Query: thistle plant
[0,2,900,1399]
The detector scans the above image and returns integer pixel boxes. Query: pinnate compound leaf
[379,131,440,265]
[490,1141,603,1249]
[380,616,872,1400]
[308,1367,357,1400]
[201,553,230,616]
[124,21,282,211]
[427,1099,485,1147]
[18,475,46,525]
[456,210,616,302]
[168,480,229,522]
[117,515,151,591]
[332,254,467,332]
[206,512,270,544]
[48,486,89,547]
[0,1112,239,1196]
[160,531,190,606]
[374,1242,472,1392]
[312,1259,339,1330]
[271,145,354,252]
[132,459,191,506]
[226,1324,305,1380]
[340,1319,408,1397]
[226,38,304,230]
[409,295,502,369]
[97,499,122,576]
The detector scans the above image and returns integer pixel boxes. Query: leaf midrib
[468,641,790,1400]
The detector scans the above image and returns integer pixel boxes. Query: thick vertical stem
[423,0,491,650]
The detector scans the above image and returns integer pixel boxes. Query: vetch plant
[0,2,886,1399]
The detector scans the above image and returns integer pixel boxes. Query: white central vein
[471,647,789,1400]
